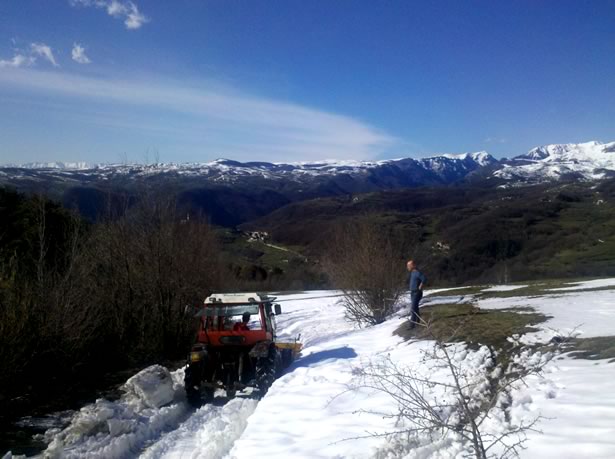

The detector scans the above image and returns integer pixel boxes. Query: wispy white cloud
[0,42,58,68]
[108,0,148,29]
[31,43,59,67]
[70,0,149,30]
[0,53,35,68]
[71,43,91,64]
[0,69,397,162]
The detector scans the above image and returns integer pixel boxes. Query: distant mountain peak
[497,140,615,181]
[437,151,497,166]
[522,141,611,160]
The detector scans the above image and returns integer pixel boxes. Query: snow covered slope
[2,162,94,170]
[228,286,615,459]
[20,280,615,459]
[497,141,615,181]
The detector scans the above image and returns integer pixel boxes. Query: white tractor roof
[204,292,274,304]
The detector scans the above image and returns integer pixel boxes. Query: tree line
[0,187,222,417]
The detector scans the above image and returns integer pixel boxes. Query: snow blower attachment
[184,293,302,406]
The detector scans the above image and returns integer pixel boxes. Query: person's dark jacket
[408,270,426,292]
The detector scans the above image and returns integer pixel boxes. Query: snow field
[477,288,615,343]
[546,278,615,292]
[26,280,615,458]
[229,291,410,458]
[477,281,615,457]
[228,292,541,459]
[507,357,615,458]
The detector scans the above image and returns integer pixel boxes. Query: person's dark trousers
[409,290,423,328]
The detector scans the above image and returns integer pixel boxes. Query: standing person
[407,260,426,329]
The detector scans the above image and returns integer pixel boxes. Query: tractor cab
[195,293,281,346]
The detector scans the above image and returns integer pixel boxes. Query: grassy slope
[216,228,325,290]
[398,280,615,363]
[395,303,548,351]
[243,180,615,285]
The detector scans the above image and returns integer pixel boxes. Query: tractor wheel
[255,350,277,396]
[226,372,236,399]
[184,364,203,407]
[202,385,215,404]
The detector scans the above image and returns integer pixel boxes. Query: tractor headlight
[190,350,206,362]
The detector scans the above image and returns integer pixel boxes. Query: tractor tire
[184,364,203,407]
[279,348,294,375]
[225,372,236,399]
[255,349,277,396]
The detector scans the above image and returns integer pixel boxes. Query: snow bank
[141,398,257,459]
[422,286,473,295]
[38,366,189,459]
[367,344,545,459]
[3,452,25,459]
[547,278,615,291]
[482,284,529,292]
[122,365,176,409]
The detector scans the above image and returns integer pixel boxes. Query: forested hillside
[243,179,615,285]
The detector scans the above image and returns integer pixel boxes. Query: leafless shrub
[324,219,406,326]
[82,189,223,361]
[0,195,96,393]
[344,319,559,458]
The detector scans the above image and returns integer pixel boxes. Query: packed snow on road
[5,279,615,459]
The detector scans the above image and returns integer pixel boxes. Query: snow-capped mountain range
[1,151,496,182]
[497,141,615,181]
[1,141,614,187]
[1,140,614,229]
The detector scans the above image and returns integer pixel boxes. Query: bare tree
[83,189,222,361]
[324,219,407,326]
[43,215,104,362]
[35,194,48,289]
[344,318,557,458]
[0,193,100,399]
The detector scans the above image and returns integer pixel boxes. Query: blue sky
[1,0,614,164]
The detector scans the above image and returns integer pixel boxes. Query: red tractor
[184,293,301,406]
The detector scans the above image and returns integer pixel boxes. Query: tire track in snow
[135,292,314,458]
[139,397,258,459]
